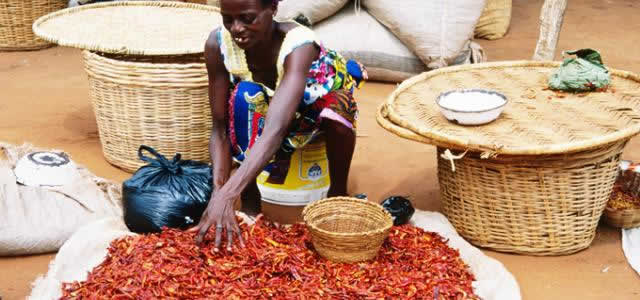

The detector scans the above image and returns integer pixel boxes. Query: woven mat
[380,61,640,155]
[33,1,221,55]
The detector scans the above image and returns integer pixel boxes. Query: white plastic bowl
[436,89,508,125]
[13,151,78,187]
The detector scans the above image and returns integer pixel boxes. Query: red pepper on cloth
[61,216,479,299]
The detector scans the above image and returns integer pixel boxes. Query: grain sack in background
[314,6,486,83]
[363,0,486,69]
[0,142,123,256]
[475,0,512,40]
[275,0,349,25]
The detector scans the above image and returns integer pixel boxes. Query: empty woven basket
[0,0,66,51]
[302,197,393,263]
[33,1,222,172]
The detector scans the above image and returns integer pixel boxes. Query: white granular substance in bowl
[438,91,506,112]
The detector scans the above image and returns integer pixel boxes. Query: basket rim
[32,1,220,56]
[302,197,393,237]
[380,60,640,156]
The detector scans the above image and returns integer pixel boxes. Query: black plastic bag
[381,196,415,226]
[123,146,213,233]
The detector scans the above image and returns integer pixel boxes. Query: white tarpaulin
[622,227,640,276]
[30,211,521,299]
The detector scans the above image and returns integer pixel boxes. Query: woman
[190,0,366,250]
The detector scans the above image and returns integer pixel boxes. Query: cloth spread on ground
[29,210,521,299]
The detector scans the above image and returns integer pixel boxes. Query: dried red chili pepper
[61,216,479,299]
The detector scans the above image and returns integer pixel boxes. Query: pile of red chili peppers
[61,216,479,299]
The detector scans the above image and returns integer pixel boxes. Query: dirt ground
[1,0,640,299]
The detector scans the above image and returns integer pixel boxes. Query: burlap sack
[275,0,349,25]
[475,0,512,40]
[29,211,520,299]
[0,142,122,256]
[314,6,487,83]
[363,0,486,69]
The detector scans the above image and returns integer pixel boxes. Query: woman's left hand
[188,187,245,251]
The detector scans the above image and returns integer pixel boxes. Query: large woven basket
[302,197,393,263]
[438,142,625,255]
[377,61,640,255]
[83,51,211,172]
[33,2,222,172]
[0,0,66,51]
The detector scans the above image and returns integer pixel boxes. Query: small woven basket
[83,51,211,172]
[0,0,66,51]
[603,207,640,229]
[302,197,393,263]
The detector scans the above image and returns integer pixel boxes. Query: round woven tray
[0,0,66,51]
[381,61,640,156]
[302,197,393,263]
[33,1,221,55]
[84,51,211,172]
[377,61,640,255]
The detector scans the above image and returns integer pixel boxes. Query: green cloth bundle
[549,49,610,92]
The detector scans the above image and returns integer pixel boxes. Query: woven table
[33,1,221,172]
[377,61,640,255]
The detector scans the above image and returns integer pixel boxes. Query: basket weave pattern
[382,61,640,155]
[0,0,66,51]
[437,141,625,255]
[475,0,512,40]
[302,197,393,263]
[603,207,640,229]
[33,1,222,55]
[83,51,211,172]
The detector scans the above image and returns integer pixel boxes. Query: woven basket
[437,141,625,255]
[302,197,393,263]
[475,0,512,40]
[0,0,66,51]
[83,51,211,172]
[603,207,640,229]
[377,61,640,255]
[32,2,222,172]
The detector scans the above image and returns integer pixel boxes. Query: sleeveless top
[216,23,363,104]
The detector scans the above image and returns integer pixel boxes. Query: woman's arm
[193,42,320,248]
[216,43,320,203]
[205,29,232,190]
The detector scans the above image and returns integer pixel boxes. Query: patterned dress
[216,23,365,164]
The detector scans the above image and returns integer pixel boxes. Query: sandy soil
[1,0,640,299]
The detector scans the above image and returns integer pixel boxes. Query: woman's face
[220,0,275,50]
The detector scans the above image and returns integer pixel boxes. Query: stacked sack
[275,0,490,82]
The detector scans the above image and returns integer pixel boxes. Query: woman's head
[220,0,280,50]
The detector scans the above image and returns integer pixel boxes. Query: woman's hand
[189,186,245,251]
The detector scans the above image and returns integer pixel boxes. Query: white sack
[314,5,486,83]
[363,0,486,69]
[0,142,122,256]
[275,0,349,25]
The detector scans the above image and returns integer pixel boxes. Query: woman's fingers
[226,224,234,251]
[233,221,245,248]
[214,223,223,251]
[195,218,213,245]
